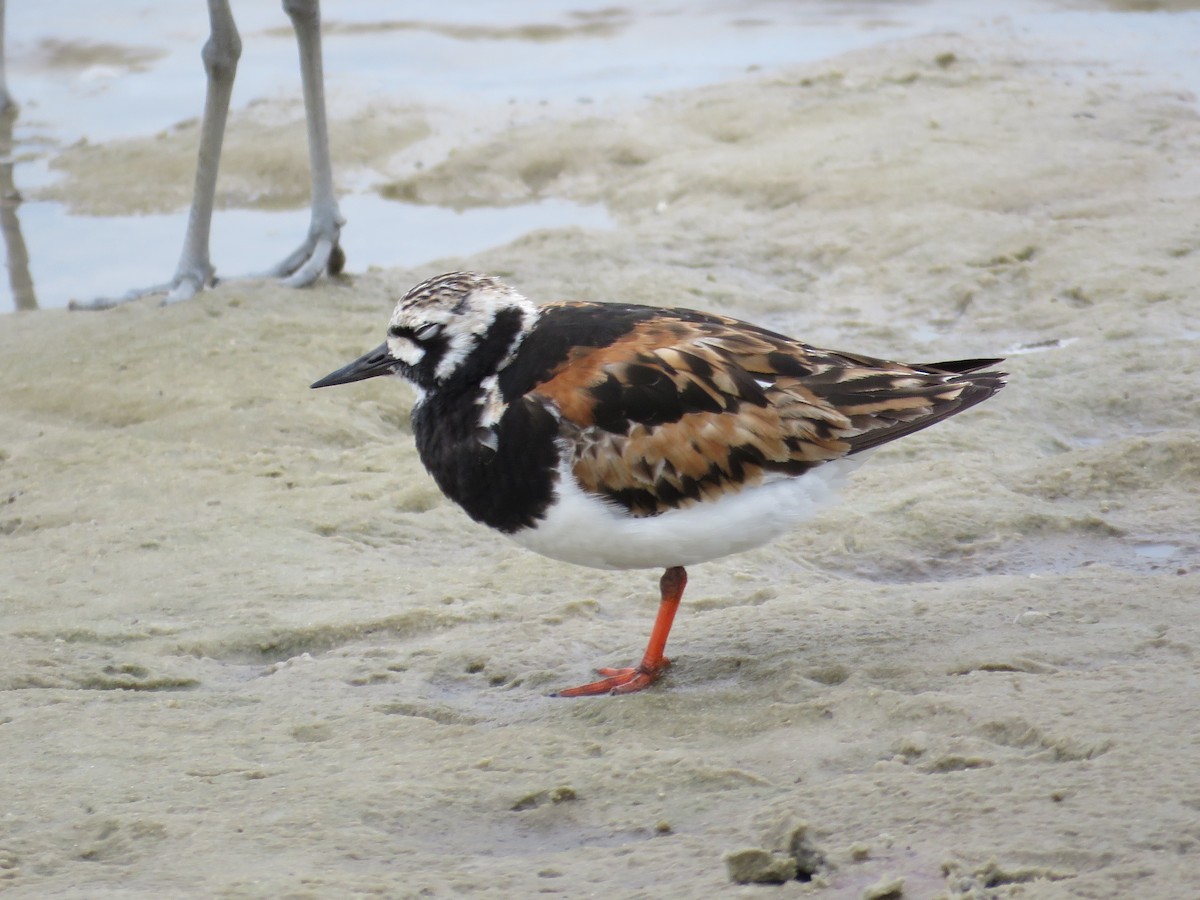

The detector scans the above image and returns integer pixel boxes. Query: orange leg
[555,566,687,697]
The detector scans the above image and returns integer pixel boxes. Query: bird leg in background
[75,0,344,311]
[0,0,13,113]
[265,0,345,287]
[555,566,688,697]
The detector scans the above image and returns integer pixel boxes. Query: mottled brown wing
[526,305,1005,517]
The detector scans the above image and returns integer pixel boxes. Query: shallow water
[6,0,1198,310]
[15,193,612,307]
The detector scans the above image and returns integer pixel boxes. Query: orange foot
[553,660,671,697]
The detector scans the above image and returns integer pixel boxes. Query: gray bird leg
[77,0,343,311]
[164,0,242,302]
[77,0,240,309]
[265,0,345,286]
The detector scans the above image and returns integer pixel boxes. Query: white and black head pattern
[309,272,541,406]
[384,272,539,389]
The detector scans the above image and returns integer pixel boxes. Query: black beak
[311,342,397,389]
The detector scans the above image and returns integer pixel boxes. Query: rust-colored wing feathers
[526,308,1005,516]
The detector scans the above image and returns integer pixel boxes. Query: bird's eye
[414,323,442,341]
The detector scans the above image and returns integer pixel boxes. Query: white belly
[508,457,863,570]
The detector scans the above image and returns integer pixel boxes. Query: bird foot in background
[553,660,671,697]
[69,267,214,311]
[69,228,345,312]
[261,220,345,288]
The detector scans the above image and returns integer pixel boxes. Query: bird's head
[311,272,538,393]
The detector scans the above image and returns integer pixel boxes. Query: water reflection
[0,103,35,311]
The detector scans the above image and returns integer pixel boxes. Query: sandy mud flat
[2,10,1199,899]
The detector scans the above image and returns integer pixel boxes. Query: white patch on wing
[508,452,865,570]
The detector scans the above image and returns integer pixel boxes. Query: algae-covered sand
[2,19,1200,900]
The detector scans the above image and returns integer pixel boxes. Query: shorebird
[313,272,1006,696]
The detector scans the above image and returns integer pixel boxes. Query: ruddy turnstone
[313,271,1006,696]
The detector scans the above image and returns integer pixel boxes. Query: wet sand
[2,16,1199,900]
